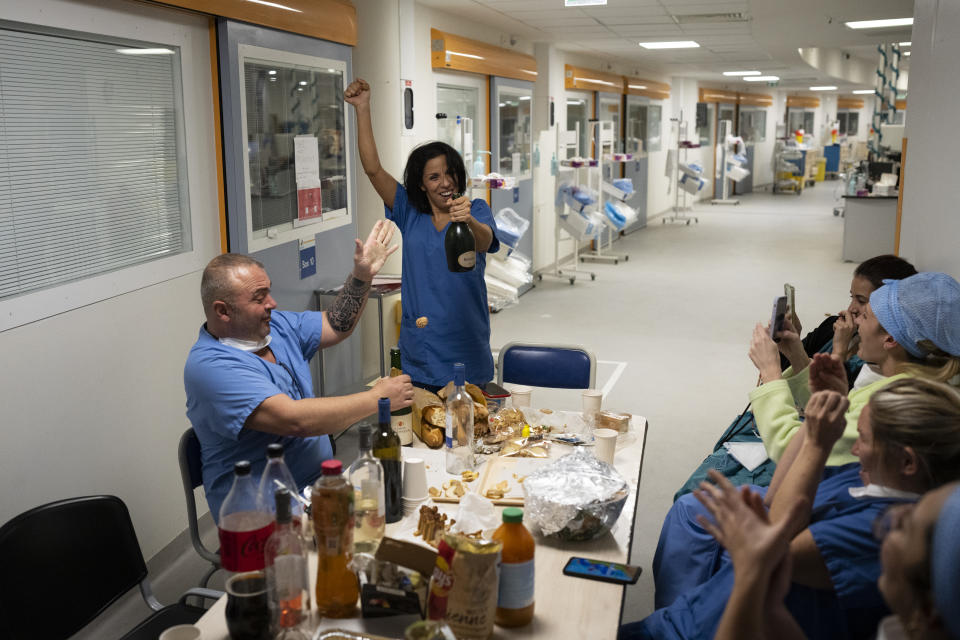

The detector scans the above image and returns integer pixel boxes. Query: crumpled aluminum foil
[522,449,629,540]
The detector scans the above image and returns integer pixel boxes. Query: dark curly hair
[402,141,467,214]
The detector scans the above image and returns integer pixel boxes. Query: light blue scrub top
[183,310,332,521]
[386,183,500,387]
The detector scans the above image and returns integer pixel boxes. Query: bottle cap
[275,488,292,523]
[321,459,343,476]
[358,423,373,449]
[453,362,466,387]
[266,443,284,458]
[233,460,251,476]
[502,507,523,523]
[378,397,391,424]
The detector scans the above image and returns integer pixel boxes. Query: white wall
[898,0,960,278]
[0,0,221,559]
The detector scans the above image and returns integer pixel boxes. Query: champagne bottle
[389,347,414,446]
[373,397,403,523]
[444,193,476,272]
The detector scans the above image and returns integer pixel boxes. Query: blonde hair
[869,378,960,489]
[897,340,960,385]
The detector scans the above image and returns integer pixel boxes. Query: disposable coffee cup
[159,626,202,640]
[582,389,603,415]
[593,428,618,465]
[402,457,428,499]
[510,385,533,408]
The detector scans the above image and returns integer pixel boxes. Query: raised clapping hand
[372,373,414,410]
[695,470,808,640]
[344,78,371,108]
[809,352,849,395]
[352,220,398,282]
[448,195,473,222]
[749,323,783,384]
[695,470,807,583]
[802,390,849,451]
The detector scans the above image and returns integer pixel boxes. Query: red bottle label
[219,522,276,572]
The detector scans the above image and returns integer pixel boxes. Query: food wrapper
[500,436,550,458]
[427,534,501,639]
[597,410,632,433]
[522,449,629,540]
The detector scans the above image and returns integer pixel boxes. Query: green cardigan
[748,366,910,466]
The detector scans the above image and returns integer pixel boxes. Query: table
[196,414,648,640]
[841,194,898,262]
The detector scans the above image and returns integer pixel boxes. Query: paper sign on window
[294,135,323,222]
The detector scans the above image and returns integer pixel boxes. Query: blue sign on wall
[299,239,317,279]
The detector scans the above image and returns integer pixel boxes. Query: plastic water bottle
[444,363,475,474]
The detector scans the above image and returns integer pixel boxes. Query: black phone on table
[769,295,788,342]
[562,557,642,585]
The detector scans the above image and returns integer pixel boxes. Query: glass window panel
[646,104,662,152]
[243,58,346,238]
[436,84,478,165]
[566,98,589,157]
[847,112,859,136]
[696,102,715,147]
[626,101,644,154]
[498,89,531,176]
[599,95,621,152]
[738,109,767,143]
[0,23,190,301]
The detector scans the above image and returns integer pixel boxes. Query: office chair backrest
[0,495,147,640]
[178,429,220,566]
[497,342,597,389]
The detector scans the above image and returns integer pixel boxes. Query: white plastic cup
[402,457,428,499]
[582,389,603,415]
[510,385,533,408]
[593,428,618,466]
[159,625,202,640]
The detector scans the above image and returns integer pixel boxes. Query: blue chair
[0,495,221,640]
[496,342,597,389]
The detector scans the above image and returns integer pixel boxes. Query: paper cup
[582,389,603,415]
[402,457,428,500]
[160,625,203,640]
[593,428,618,465]
[510,385,533,408]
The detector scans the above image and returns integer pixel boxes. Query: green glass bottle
[390,347,413,446]
[373,397,403,524]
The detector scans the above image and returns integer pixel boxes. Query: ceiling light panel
[743,75,779,81]
[639,40,700,49]
[845,18,913,29]
[723,70,761,76]
[852,90,875,94]
[810,86,837,91]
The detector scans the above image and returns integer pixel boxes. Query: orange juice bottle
[312,459,359,618]
[492,507,535,627]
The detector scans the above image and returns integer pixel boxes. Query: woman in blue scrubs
[345,78,499,390]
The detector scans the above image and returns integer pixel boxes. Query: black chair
[178,428,221,587]
[0,495,222,640]
[497,341,597,389]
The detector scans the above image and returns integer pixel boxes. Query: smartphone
[769,295,788,342]
[562,557,642,585]
[784,283,796,316]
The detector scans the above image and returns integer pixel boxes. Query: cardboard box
[359,538,437,619]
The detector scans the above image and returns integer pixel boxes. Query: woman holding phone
[344,78,500,390]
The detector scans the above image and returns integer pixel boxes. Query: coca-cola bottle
[219,460,275,577]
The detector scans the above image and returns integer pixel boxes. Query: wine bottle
[444,193,476,272]
[373,397,403,524]
[346,423,386,554]
[389,347,414,446]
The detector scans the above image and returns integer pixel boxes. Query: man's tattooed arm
[327,275,371,334]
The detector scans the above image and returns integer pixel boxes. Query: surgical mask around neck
[219,334,271,352]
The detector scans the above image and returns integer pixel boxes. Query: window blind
[0,26,190,301]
